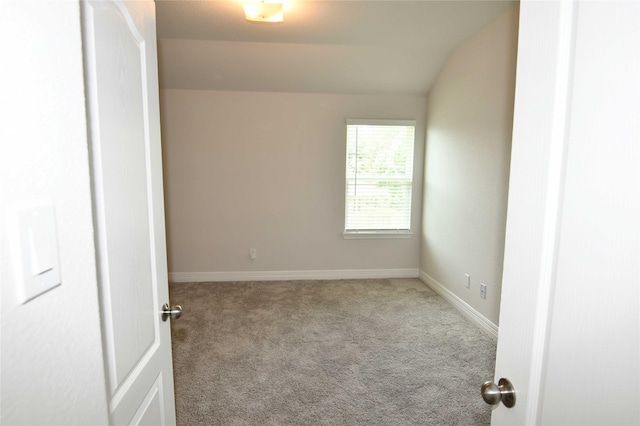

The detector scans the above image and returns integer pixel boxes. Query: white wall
[0,2,109,424]
[160,90,426,280]
[420,7,519,326]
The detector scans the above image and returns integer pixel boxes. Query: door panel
[492,1,639,424]
[89,0,156,389]
[82,1,176,424]
[539,1,639,423]
[131,375,164,426]
[491,2,577,423]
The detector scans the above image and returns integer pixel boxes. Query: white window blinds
[344,119,415,234]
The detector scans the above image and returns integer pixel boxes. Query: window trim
[342,230,413,240]
[345,118,416,127]
[343,118,416,239]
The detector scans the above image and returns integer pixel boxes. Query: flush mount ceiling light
[243,1,284,23]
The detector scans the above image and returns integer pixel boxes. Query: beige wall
[0,2,109,423]
[160,90,426,279]
[421,7,519,325]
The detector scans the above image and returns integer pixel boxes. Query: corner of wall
[420,6,519,327]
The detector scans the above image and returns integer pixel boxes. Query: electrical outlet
[480,283,487,299]
[249,248,257,260]
[464,273,470,289]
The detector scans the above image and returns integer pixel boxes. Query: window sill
[342,231,413,240]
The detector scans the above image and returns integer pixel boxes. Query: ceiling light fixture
[243,1,284,23]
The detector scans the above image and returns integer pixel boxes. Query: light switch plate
[7,200,61,303]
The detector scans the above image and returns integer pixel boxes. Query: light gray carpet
[169,278,496,425]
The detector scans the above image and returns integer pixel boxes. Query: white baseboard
[419,270,498,340]
[169,268,419,283]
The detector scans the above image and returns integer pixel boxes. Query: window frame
[343,118,416,239]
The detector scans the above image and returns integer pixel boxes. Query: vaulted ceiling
[155,0,516,95]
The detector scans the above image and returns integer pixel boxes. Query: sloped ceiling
[156,0,516,95]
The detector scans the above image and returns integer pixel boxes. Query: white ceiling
[156,0,517,95]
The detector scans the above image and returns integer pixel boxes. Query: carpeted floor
[169,278,496,425]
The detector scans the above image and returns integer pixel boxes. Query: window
[344,119,415,238]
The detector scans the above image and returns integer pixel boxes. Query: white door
[490,1,639,424]
[81,1,177,424]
